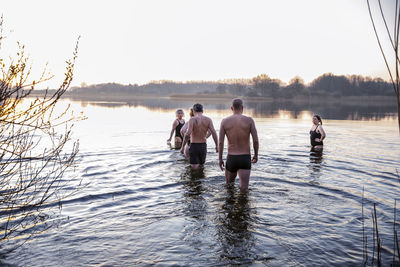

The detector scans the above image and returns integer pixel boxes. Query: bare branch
[367,0,400,130]
[0,19,83,252]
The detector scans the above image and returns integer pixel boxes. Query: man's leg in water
[191,164,201,169]
[184,144,190,158]
[238,169,251,191]
[225,170,237,184]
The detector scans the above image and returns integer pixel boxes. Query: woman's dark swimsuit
[225,154,251,173]
[310,125,323,146]
[175,119,184,139]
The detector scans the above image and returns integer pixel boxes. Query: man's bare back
[190,115,212,143]
[220,114,255,155]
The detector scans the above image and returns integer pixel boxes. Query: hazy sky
[1,0,396,88]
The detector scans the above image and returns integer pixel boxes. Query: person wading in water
[218,98,259,192]
[181,103,218,169]
[167,109,185,149]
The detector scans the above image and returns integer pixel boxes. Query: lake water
[4,98,400,266]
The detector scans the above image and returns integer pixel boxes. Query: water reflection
[67,96,398,121]
[216,186,256,265]
[181,166,206,220]
[246,100,397,121]
[309,148,324,181]
[180,166,211,254]
[310,148,323,164]
[10,98,400,266]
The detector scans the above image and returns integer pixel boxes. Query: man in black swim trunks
[182,103,218,169]
[218,98,259,191]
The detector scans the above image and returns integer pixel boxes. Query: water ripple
[5,116,400,266]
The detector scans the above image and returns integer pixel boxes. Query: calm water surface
[6,99,400,266]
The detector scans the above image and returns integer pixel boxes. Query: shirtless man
[181,103,218,169]
[218,99,259,191]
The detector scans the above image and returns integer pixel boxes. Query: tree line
[67,73,394,98]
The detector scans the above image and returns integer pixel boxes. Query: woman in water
[180,108,194,158]
[167,109,185,149]
[310,114,326,150]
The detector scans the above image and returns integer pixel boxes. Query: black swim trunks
[189,143,207,165]
[225,154,251,173]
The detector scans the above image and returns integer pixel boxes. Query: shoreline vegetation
[27,91,397,107]
[28,73,397,106]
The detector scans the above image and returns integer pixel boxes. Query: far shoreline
[27,91,397,106]
[167,94,396,106]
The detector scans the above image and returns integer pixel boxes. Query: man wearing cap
[181,103,218,169]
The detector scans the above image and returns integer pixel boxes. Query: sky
[0,0,397,88]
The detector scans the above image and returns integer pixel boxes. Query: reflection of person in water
[310,148,323,168]
[216,187,255,264]
[180,166,206,219]
[167,109,185,149]
[309,114,326,150]
[309,145,324,182]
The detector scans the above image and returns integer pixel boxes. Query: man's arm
[208,119,218,152]
[206,129,212,139]
[250,118,259,163]
[218,120,226,171]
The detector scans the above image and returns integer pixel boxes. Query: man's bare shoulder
[242,114,254,121]
[223,114,238,121]
[202,115,213,123]
[219,115,232,126]
[226,114,254,122]
[246,115,255,124]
